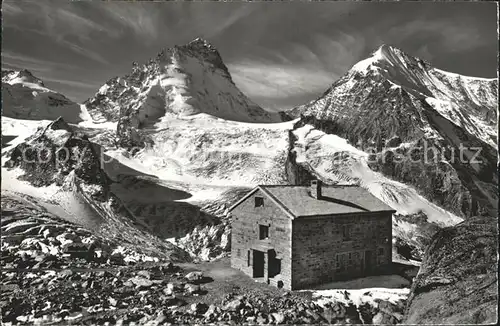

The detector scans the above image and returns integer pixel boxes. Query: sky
[2,1,498,110]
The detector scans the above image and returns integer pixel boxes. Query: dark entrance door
[253,250,265,278]
[364,250,372,272]
[268,250,281,278]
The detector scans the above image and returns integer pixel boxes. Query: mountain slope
[286,45,497,147]
[2,117,190,262]
[75,42,491,261]
[283,45,498,219]
[1,69,84,124]
[84,38,280,125]
[3,42,494,266]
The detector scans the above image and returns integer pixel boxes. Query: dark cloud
[1,1,497,109]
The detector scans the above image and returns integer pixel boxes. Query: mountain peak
[152,38,223,69]
[375,43,401,52]
[350,44,432,77]
[371,44,409,61]
[177,37,224,67]
[85,37,280,124]
[187,37,215,49]
[176,37,219,57]
[2,68,45,87]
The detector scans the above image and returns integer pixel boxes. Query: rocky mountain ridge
[286,45,497,147]
[283,44,498,219]
[3,117,190,262]
[84,38,280,128]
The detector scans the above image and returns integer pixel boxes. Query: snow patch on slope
[1,117,51,151]
[351,46,388,74]
[292,125,463,227]
[78,104,118,130]
[129,115,294,186]
[314,287,410,309]
[309,274,410,310]
[433,68,497,82]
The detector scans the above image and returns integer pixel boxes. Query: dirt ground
[178,257,313,306]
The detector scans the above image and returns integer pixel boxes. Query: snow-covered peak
[85,39,280,124]
[349,44,432,83]
[351,44,396,73]
[1,69,85,123]
[288,44,497,148]
[347,44,495,100]
[2,69,46,89]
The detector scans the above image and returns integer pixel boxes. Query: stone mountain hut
[229,180,395,290]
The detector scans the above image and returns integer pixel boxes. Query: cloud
[53,8,111,40]
[311,32,367,74]
[198,6,256,39]
[2,2,495,107]
[413,44,434,62]
[388,19,486,53]
[2,3,111,65]
[61,40,109,65]
[1,51,76,72]
[2,3,103,39]
[42,77,97,90]
[228,60,335,101]
[98,4,159,41]
[1,2,23,15]
[223,28,367,109]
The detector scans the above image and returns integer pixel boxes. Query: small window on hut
[259,225,269,239]
[336,254,345,272]
[342,225,351,241]
[378,248,384,256]
[255,196,264,207]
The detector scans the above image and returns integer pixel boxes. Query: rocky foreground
[403,216,498,324]
[1,194,408,325]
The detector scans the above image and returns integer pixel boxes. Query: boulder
[271,312,285,324]
[191,302,209,314]
[204,304,220,319]
[372,311,397,325]
[305,309,323,322]
[184,271,203,283]
[165,297,186,308]
[108,297,118,307]
[224,299,243,311]
[136,270,151,279]
[161,262,175,272]
[321,307,337,323]
[256,314,267,324]
[58,270,73,279]
[163,282,178,296]
[184,283,200,294]
[385,135,402,148]
[332,302,346,318]
[129,276,153,289]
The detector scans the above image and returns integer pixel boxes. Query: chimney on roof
[310,179,322,199]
